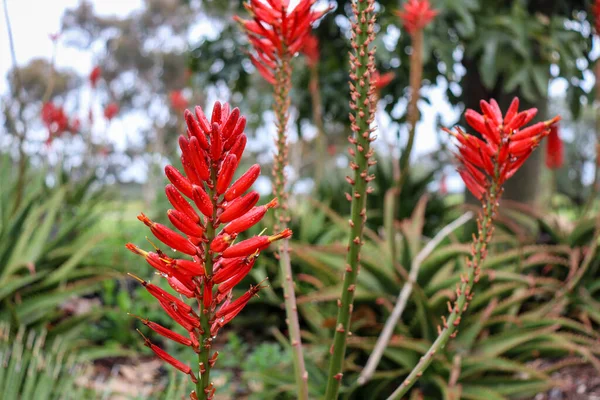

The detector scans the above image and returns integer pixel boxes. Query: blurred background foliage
[1,0,600,398]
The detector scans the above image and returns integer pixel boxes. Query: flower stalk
[324,0,378,398]
[127,103,290,400]
[386,97,560,398]
[395,0,437,189]
[236,2,331,397]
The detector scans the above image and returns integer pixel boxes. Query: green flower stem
[272,56,309,400]
[386,184,499,400]
[196,167,218,400]
[324,1,377,398]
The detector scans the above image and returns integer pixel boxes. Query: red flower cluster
[545,124,564,169]
[89,66,102,88]
[170,90,188,111]
[41,102,79,143]
[235,0,330,83]
[301,33,320,67]
[395,0,438,35]
[446,97,560,200]
[126,102,290,387]
[373,71,395,91]
[104,102,119,121]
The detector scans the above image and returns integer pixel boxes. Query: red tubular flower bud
[221,103,230,123]
[228,134,247,161]
[224,198,278,234]
[170,258,206,276]
[458,168,485,200]
[167,274,196,298]
[189,330,200,348]
[192,185,214,218]
[216,154,238,194]
[185,110,209,149]
[210,233,237,253]
[503,97,519,125]
[223,164,260,201]
[219,191,260,223]
[136,278,192,314]
[222,228,292,258]
[203,280,213,309]
[158,301,196,331]
[181,155,202,186]
[215,284,262,319]
[137,213,198,256]
[167,209,204,238]
[221,107,240,140]
[162,299,201,329]
[210,122,223,162]
[211,101,222,125]
[194,105,211,135]
[165,165,194,199]
[147,341,193,374]
[213,257,246,284]
[126,244,172,275]
[134,315,193,346]
[216,257,257,296]
[165,184,200,223]
[224,117,247,151]
[188,137,210,181]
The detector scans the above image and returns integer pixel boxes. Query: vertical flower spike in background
[324,0,378,398]
[545,124,564,169]
[395,0,438,187]
[236,2,331,398]
[126,103,290,400]
[386,97,560,399]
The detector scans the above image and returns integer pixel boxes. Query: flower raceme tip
[395,0,438,35]
[446,97,561,200]
[235,0,332,83]
[125,102,291,394]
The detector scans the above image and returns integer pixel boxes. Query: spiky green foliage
[290,195,600,399]
[0,155,115,336]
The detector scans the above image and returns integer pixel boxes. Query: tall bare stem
[324,0,378,398]
[272,56,309,400]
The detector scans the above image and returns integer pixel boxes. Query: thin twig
[3,0,29,213]
[357,211,473,386]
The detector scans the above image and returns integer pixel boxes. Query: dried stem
[272,56,309,400]
[3,0,28,213]
[386,185,499,400]
[357,211,473,386]
[324,0,378,398]
[309,64,327,188]
[397,28,423,190]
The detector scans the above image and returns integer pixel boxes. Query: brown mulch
[534,364,600,400]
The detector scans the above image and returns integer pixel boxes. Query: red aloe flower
[446,97,560,200]
[545,124,564,169]
[170,90,188,111]
[89,66,102,88]
[126,102,290,398]
[395,0,438,35]
[373,70,395,91]
[41,102,74,143]
[104,102,119,121]
[235,0,331,83]
[301,33,320,67]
